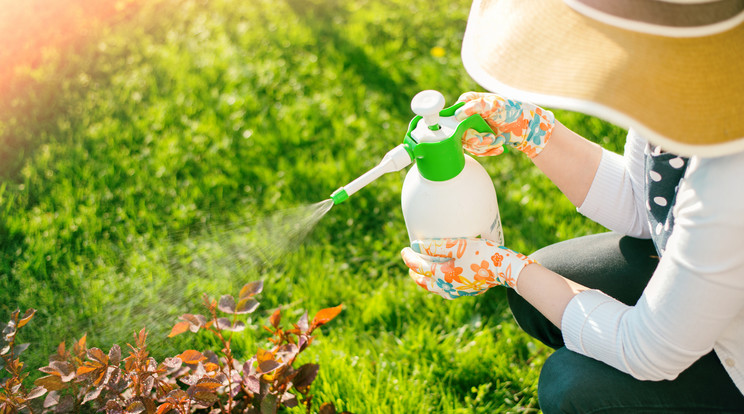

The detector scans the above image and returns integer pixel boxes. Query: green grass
[0,0,628,411]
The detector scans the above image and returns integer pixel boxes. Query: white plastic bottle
[401,90,503,244]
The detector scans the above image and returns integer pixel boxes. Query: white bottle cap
[410,90,453,143]
[411,90,446,129]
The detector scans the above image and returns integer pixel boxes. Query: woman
[401,0,744,412]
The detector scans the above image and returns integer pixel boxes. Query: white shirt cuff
[577,149,627,219]
[562,289,631,365]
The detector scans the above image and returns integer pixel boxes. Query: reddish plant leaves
[34,375,65,391]
[239,281,263,300]
[218,295,236,314]
[75,364,97,376]
[177,350,206,365]
[235,297,259,314]
[293,363,319,390]
[296,311,309,333]
[257,359,281,374]
[168,321,190,338]
[25,386,46,400]
[311,304,343,329]
[87,347,108,365]
[16,309,35,329]
[155,402,174,414]
[269,309,282,329]
[73,334,87,358]
[255,348,273,365]
[2,281,350,414]
[180,314,207,333]
[108,344,121,367]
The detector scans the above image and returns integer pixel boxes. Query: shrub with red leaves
[1,281,350,414]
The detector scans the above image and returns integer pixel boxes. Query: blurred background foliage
[0,0,626,411]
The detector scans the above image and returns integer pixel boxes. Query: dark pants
[507,232,744,413]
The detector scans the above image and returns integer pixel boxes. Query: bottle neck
[404,115,465,182]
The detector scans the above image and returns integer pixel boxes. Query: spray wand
[329,143,412,205]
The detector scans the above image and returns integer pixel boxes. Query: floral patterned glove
[454,92,556,158]
[401,238,537,299]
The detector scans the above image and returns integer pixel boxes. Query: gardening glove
[401,238,537,299]
[454,92,556,158]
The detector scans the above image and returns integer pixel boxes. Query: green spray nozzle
[330,188,349,204]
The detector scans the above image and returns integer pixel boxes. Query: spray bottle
[330,90,503,244]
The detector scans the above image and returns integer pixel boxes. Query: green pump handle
[402,102,497,182]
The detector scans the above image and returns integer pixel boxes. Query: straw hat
[461,0,744,157]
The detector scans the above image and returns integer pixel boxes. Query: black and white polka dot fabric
[644,145,689,256]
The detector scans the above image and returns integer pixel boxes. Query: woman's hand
[401,238,537,299]
[454,92,556,158]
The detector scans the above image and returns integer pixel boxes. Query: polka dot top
[644,145,689,256]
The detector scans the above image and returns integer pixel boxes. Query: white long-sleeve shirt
[564,129,744,395]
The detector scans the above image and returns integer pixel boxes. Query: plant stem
[208,308,235,413]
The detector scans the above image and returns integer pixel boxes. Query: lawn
[0,0,626,412]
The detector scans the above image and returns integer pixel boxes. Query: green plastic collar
[330,188,349,204]
[403,102,495,182]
